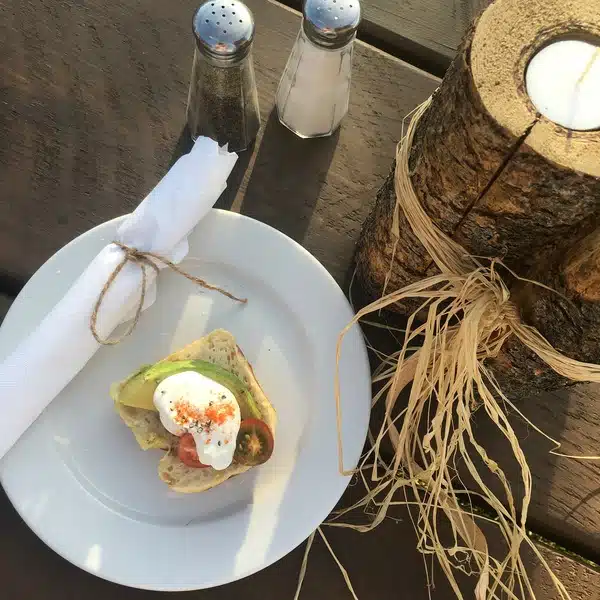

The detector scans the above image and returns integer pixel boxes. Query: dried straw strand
[330,97,600,600]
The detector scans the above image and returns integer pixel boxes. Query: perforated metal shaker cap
[303,0,361,49]
[193,0,255,61]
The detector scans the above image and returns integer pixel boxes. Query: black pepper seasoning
[187,1,260,152]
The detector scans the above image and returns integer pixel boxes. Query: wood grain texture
[471,382,600,560]
[285,0,492,76]
[353,0,600,558]
[0,0,438,287]
[0,481,598,600]
[2,0,600,596]
[533,548,600,600]
[357,0,600,301]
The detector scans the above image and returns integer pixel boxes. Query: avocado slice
[116,360,261,420]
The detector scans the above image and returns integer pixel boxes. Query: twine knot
[90,241,246,346]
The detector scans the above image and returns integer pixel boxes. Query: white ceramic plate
[0,209,370,591]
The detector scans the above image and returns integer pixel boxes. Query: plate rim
[0,209,371,590]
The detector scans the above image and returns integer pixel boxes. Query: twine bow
[90,241,246,346]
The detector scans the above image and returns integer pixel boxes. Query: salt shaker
[276,0,360,138]
[186,0,261,152]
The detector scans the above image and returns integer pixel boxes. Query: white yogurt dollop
[153,371,241,470]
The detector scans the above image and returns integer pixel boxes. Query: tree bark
[491,229,600,397]
[355,0,600,392]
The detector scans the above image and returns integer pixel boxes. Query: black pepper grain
[187,51,260,152]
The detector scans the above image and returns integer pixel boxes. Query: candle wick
[577,47,600,86]
[566,47,600,130]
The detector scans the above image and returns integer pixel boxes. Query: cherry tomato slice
[234,418,274,466]
[177,433,210,468]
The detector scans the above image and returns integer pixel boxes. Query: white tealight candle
[526,39,600,131]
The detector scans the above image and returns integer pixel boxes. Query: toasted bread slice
[112,329,276,493]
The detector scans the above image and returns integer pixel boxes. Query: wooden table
[1,0,599,598]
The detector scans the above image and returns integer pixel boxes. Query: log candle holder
[356,0,600,396]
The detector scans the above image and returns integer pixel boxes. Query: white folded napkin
[0,137,238,461]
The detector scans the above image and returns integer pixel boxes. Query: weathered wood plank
[0,482,598,599]
[284,0,491,76]
[0,0,438,287]
[1,0,600,594]
[531,544,600,600]
[475,383,600,559]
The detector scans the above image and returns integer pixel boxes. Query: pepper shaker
[276,0,361,138]
[187,0,261,152]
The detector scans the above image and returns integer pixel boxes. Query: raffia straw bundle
[328,94,600,600]
[293,0,600,595]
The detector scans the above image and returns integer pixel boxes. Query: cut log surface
[357,0,600,301]
[355,0,600,563]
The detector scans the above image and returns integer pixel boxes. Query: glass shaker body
[276,0,360,139]
[187,49,260,152]
[186,0,260,152]
[276,28,354,139]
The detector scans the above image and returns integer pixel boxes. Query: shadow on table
[236,110,340,245]
[168,126,194,168]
